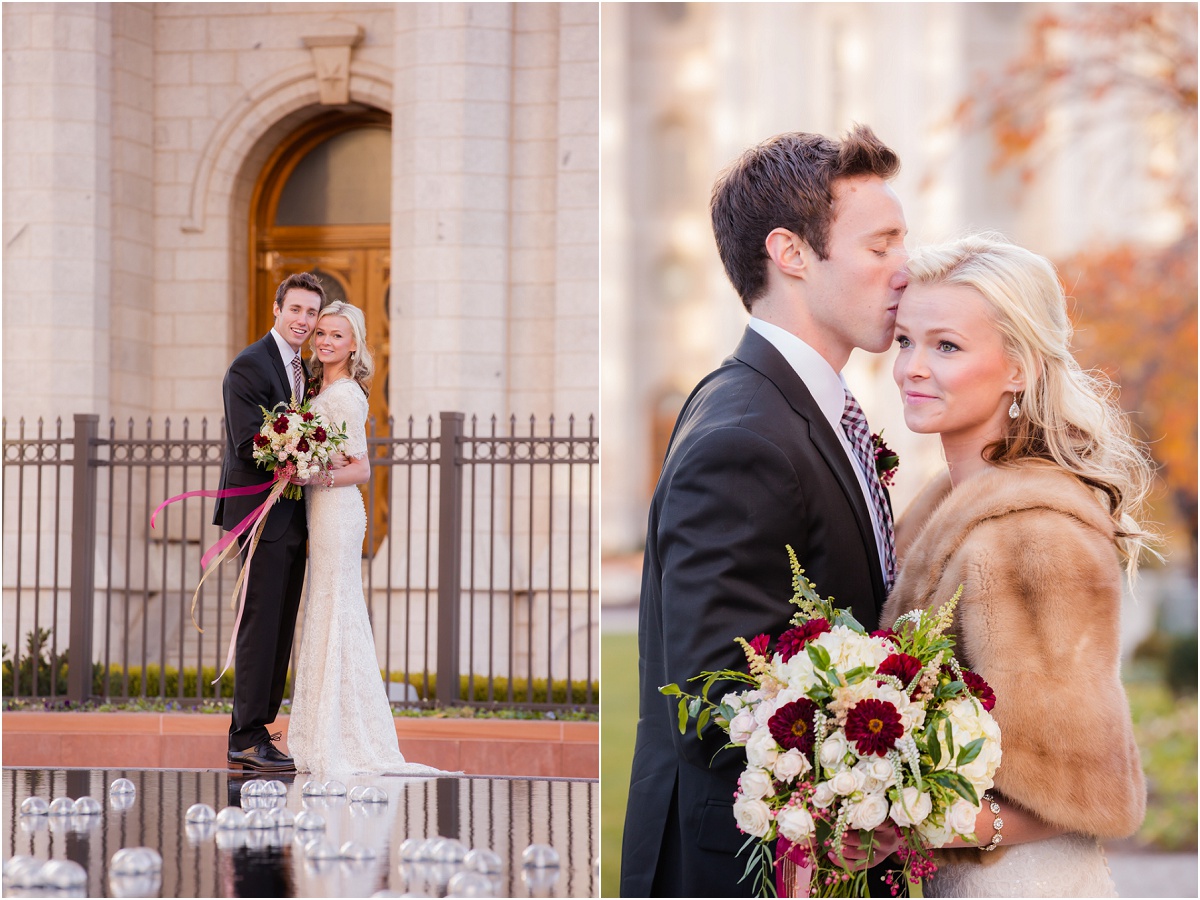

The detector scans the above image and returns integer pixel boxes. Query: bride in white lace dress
[288,301,442,778]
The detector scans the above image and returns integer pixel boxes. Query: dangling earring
[1008,395,1021,419]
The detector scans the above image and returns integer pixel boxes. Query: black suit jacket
[621,327,889,897]
[213,333,306,541]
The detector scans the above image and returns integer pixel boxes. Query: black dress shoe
[227,732,296,773]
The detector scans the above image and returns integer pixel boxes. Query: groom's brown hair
[711,124,900,311]
[273,271,327,311]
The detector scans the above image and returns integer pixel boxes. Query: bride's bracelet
[980,791,1003,851]
[317,468,336,488]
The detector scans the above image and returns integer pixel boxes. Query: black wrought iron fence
[2,412,598,713]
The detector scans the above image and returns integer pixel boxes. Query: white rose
[739,767,775,800]
[812,781,837,809]
[866,757,897,789]
[947,799,981,837]
[889,787,932,827]
[725,693,745,713]
[729,711,756,745]
[830,770,858,797]
[753,696,781,727]
[917,815,953,848]
[845,792,890,830]
[733,795,772,838]
[772,749,811,783]
[777,805,815,842]
[745,728,780,769]
[773,652,818,692]
[818,731,851,771]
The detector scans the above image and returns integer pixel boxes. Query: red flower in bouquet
[302,411,315,422]
[312,426,328,443]
[776,618,831,662]
[845,698,903,756]
[962,669,997,711]
[877,652,923,697]
[253,433,270,448]
[769,698,819,756]
[296,437,310,453]
[871,627,900,644]
[273,415,290,434]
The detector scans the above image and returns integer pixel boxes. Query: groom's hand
[834,827,902,871]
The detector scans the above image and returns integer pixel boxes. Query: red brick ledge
[1,712,598,779]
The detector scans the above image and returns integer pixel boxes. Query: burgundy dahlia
[273,415,290,434]
[302,411,315,422]
[253,433,270,448]
[296,438,310,453]
[877,653,923,696]
[844,698,903,756]
[748,633,770,657]
[962,670,997,711]
[768,699,819,756]
[776,619,831,663]
[312,426,328,443]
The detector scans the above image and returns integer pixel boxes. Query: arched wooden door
[249,109,391,555]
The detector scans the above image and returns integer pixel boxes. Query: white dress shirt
[747,317,889,581]
[269,327,304,398]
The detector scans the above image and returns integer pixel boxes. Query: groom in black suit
[215,271,325,772]
[621,126,909,897]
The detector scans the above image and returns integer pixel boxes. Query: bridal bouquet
[661,548,1001,897]
[253,399,347,500]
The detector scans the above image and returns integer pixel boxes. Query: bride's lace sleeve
[328,383,369,460]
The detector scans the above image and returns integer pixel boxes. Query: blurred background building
[600,3,1196,893]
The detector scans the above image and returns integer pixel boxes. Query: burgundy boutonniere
[871,431,899,488]
[304,374,320,401]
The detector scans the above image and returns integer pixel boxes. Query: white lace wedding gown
[925,833,1118,897]
[288,379,442,777]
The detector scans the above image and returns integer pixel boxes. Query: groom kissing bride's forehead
[622,125,908,898]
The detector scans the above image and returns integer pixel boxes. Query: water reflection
[3,768,597,897]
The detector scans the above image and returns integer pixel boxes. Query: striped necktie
[840,389,897,591]
[290,354,304,404]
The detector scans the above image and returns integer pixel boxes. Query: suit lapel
[732,327,887,605]
[261,333,293,402]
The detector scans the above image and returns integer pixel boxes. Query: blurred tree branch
[955,2,1198,562]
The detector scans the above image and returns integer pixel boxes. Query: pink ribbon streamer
[150,475,292,684]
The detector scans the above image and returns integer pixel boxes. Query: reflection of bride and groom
[622,127,1151,897]
[215,271,441,779]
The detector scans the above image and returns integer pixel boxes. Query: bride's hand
[329,451,349,470]
[833,827,902,871]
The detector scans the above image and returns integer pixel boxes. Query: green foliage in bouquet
[660,547,1001,898]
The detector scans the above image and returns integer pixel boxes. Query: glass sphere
[521,843,560,868]
[399,838,429,861]
[294,810,326,831]
[464,848,503,874]
[108,872,162,899]
[214,806,248,830]
[348,785,367,801]
[214,829,245,852]
[323,780,347,796]
[301,780,326,796]
[240,779,265,796]
[110,791,136,812]
[185,821,216,846]
[48,796,75,815]
[268,807,295,828]
[73,795,102,814]
[262,779,288,796]
[431,838,468,863]
[304,837,338,860]
[39,859,88,889]
[19,796,48,816]
[362,785,388,803]
[3,855,44,889]
[185,803,216,824]
[110,847,162,876]
[243,808,273,830]
[109,778,136,795]
[340,840,377,860]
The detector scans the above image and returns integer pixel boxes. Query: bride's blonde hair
[309,301,374,397]
[904,233,1158,571]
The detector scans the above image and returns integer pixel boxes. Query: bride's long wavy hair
[309,301,374,397]
[903,233,1158,572]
